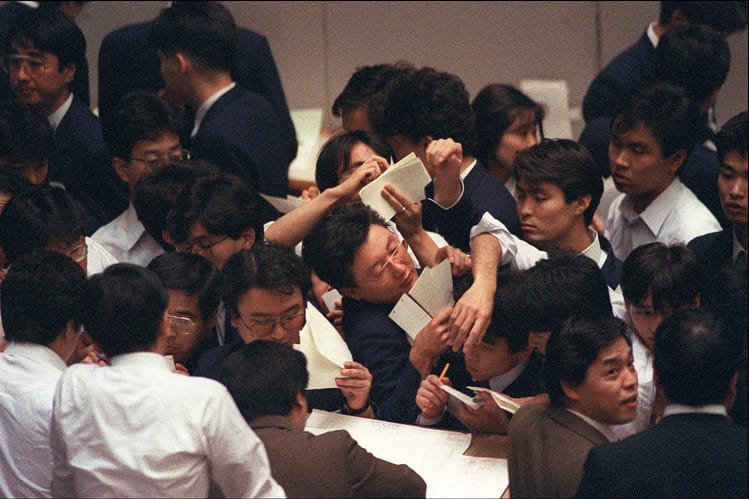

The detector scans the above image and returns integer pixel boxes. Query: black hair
[0,186,86,263]
[659,2,748,36]
[1,250,85,345]
[655,310,742,405]
[302,203,388,290]
[374,66,477,156]
[480,270,534,353]
[221,241,311,318]
[472,84,545,168]
[0,99,56,165]
[147,252,221,320]
[80,263,168,357]
[545,315,631,408]
[654,25,730,105]
[715,111,748,163]
[315,130,391,192]
[166,172,264,245]
[611,82,699,158]
[0,169,33,199]
[7,8,85,70]
[104,91,181,160]
[332,62,415,118]
[620,242,701,311]
[514,139,603,225]
[222,339,309,422]
[150,1,237,72]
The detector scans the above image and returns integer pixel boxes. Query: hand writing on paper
[425,138,463,207]
[457,391,511,434]
[410,307,452,377]
[416,374,450,419]
[381,183,422,239]
[435,245,472,276]
[336,361,373,415]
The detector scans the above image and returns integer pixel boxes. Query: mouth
[521,223,536,233]
[725,203,746,213]
[621,394,638,408]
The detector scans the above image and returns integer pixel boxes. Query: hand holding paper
[294,304,353,389]
[467,386,521,414]
[335,361,372,413]
[358,153,431,220]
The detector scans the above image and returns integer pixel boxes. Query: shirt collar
[620,177,683,234]
[109,351,173,371]
[4,341,66,371]
[122,202,148,249]
[733,229,747,261]
[580,228,607,268]
[190,82,236,138]
[566,408,619,442]
[489,359,528,393]
[47,93,73,131]
[16,1,39,8]
[460,158,478,181]
[646,21,660,48]
[663,403,728,418]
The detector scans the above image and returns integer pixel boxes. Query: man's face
[117,132,182,195]
[337,141,377,185]
[45,235,87,273]
[164,290,212,364]
[231,286,305,346]
[609,123,680,208]
[464,337,522,381]
[345,224,417,305]
[182,222,253,270]
[516,178,584,249]
[567,336,638,425]
[718,150,748,225]
[341,105,373,132]
[626,293,694,351]
[0,160,48,185]
[8,43,74,116]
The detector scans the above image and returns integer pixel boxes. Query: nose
[524,131,538,149]
[517,197,532,219]
[624,363,638,389]
[729,178,747,198]
[610,146,628,170]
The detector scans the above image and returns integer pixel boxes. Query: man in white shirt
[0,251,89,498]
[50,263,284,498]
[604,82,721,261]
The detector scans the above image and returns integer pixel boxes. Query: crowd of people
[0,1,747,497]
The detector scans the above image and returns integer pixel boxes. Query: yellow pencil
[438,363,450,381]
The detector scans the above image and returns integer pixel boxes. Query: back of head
[150,1,237,73]
[514,139,603,225]
[1,250,86,345]
[7,8,85,68]
[481,270,534,353]
[332,62,415,117]
[655,309,742,405]
[374,66,477,156]
[80,263,168,357]
[715,111,748,163]
[545,315,630,407]
[302,203,387,290]
[0,99,55,166]
[472,84,545,167]
[222,339,308,422]
[620,242,701,310]
[660,1,748,36]
[221,241,310,318]
[0,186,86,263]
[147,252,220,320]
[654,24,730,105]
[611,82,699,158]
[314,130,390,191]
[166,172,263,245]
[0,169,33,206]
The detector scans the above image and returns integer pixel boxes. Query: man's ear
[240,228,256,250]
[204,307,219,330]
[174,52,191,75]
[112,157,130,184]
[667,149,688,175]
[515,343,535,363]
[61,62,76,84]
[528,332,550,355]
[560,379,581,402]
[574,194,592,217]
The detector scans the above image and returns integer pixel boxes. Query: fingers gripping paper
[294,303,353,389]
[358,153,432,220]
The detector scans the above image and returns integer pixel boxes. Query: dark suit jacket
[688,227,734,291]
[97,22,296,162]
[49,96,128,232]
[509,405,610,498]
[249,415,426,498]
[679,122,727,228]
[576,413,748,498]
[600,235,623,289]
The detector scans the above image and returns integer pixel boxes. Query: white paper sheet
[288,108,324,182]
[358,153,431,220]
[321,288,343,314]
[293,304,352,389]
[468,386,521,414]
[259,193,307,214]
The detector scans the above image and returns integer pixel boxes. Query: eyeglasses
[1,54,52,77]
[167,314,198,335]
[362,238,408,282]
[130,149,191,171]
[177,235,229,256]
[238,311,306,338]
[62,241,88,263]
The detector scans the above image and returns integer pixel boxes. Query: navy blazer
[577,413,748,498]
[688,228,734,291]
[599,235,623,290]
[97,22,296,163]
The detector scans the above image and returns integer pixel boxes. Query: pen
[438,362,450,381]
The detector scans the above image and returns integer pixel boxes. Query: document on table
[358,152,431,220]
[293,303,352,389]
[305,409,508,498]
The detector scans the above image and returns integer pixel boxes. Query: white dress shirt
[92,203,164,266]
[612,333,654,439]
[567,408,618,442]
[605,178,721,261]
[85,236,119,277]
[50,352,285,498]
[0,342,67,498]
[46,93,73,131]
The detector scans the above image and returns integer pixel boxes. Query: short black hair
[302,203,388,290]
[147,252,220,320]
[655,310,742,405]
[105,91,182,160]
[611,82,698,159]
[7,8,85,69]
[222,339,309,422]
[620,242,701,311]
[545,315,631,408]
[514,139,603,225]
[0,99,56,165]
[150,1,236,72]
[472,84,545,168]
[374,67,477,156]
[659,1,748,36]
[715,111,748,163]
[480,270,535,353]
[80,263,168,357]
[167,173,263,245]
[221,242,310,318]
[0,169,32,199]
[0,186,86,263]
[332,62,415,117]
[315,130,391,192]
[655,25,730,105]
[1,250,85,345]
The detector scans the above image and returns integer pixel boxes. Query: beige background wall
[8,1,749,131]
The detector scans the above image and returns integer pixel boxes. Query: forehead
[167,289,201,315]
[612,123,661,147]
[188,222,220,240]
[723,151,749,173]
[237,286,303,314]
[591,336,631,366]
[517,177,564,196]
[131,132,181,156]
[349,142,376,162]
[507,110,538,130]
[9,40,50,58]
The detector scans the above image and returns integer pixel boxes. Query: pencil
[438,362,450,381]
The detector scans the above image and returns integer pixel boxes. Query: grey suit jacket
[508,404,610,498]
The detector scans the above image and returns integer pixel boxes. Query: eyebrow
[366,238,398,274]
[248,303,302,319]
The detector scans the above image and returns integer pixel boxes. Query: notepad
[259,193,307,214]
[293,303,353,389]
[467,386,521,414]
[358,152,431,220]
[441,384,484,410]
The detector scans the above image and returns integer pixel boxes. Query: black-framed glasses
[177,235,230,256]
[167,314,198,335]
[1,54,52,77]
[238,311,306,338]
[130,149,191,171]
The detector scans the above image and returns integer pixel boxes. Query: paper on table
[259,193,307,214]
[427,454,509,498]
[321,288,343,314]
[468,386,521,414]
[358,153,431,220]
[293,304,352,389]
